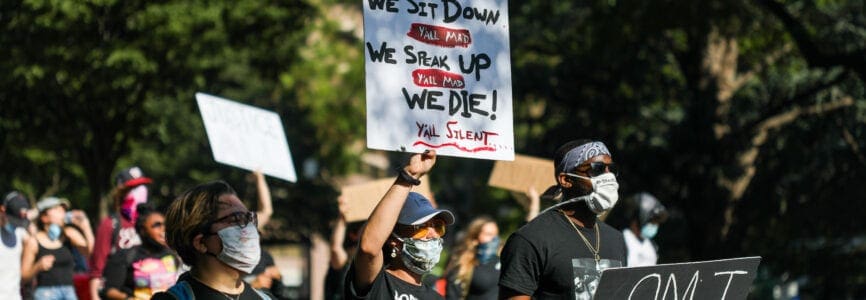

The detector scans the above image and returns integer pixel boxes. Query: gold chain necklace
[560,210,600,263]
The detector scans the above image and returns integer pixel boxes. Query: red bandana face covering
[121,185,148,221]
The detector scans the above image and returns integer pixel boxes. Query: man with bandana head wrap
[499,140,627,300]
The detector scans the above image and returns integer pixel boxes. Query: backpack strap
[167,280,195,300]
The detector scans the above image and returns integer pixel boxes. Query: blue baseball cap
[397,192,455,226]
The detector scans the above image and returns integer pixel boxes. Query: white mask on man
[559,172,620,215]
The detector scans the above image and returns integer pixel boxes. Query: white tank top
[0,227,25,300]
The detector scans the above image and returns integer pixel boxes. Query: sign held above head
[363,0,515,161]
[196,92,297,182]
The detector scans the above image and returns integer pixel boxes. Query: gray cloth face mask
[392,233,443,275]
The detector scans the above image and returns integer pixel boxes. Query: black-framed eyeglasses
[203,211,257,234]
[572,162,618,177]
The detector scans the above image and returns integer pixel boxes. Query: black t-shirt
[344,263,443,300]
[151,273,266,300]
[499,210,626,300]
[446,257,500,300]
[102,245,179,297]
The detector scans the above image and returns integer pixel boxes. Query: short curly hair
[164,180,236,265]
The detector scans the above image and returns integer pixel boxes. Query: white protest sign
[364,0,514,161]
[196,92,297,182]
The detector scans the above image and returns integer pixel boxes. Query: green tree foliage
[0,0,316,218]
[506,0,866,297]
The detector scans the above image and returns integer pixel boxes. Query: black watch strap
[396,168,421,186]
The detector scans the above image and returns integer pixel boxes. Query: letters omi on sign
[364,0,514,161]
[594,257,761,300]
[195,93,298,182]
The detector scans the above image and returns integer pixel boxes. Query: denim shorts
[33,285,78,300]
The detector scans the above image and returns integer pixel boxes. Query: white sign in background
[196,92,297,182]
[364,0,514,160]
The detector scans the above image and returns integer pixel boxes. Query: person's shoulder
[151,291,177,300]
[515,210,560,234]
[15,227,28,239]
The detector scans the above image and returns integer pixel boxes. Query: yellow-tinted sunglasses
[397,219,447,239]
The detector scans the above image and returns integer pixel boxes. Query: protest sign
[593,256,762,300]
[363,0,514,161]
[196,92,297,182]
[341,177,434,222]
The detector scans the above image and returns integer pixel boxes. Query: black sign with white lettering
[594,256,761,300]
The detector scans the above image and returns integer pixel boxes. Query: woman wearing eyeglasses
[345,150,456,300]
[102,204,179,299]
[153,181,269,300]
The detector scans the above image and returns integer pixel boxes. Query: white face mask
[565,173,620,214]
[211,223,261,274]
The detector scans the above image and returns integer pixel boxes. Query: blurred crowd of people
[2,167,282,300]
[2,138,672,299]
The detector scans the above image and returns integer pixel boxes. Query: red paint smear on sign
[413,141,496,153]
[406,23,472,48]
[412,69,465,89]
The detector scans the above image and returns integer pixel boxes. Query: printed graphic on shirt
[571,258,622,300]
[394,290,420,300]
[132,255,178,298]
[118,227,142,249]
